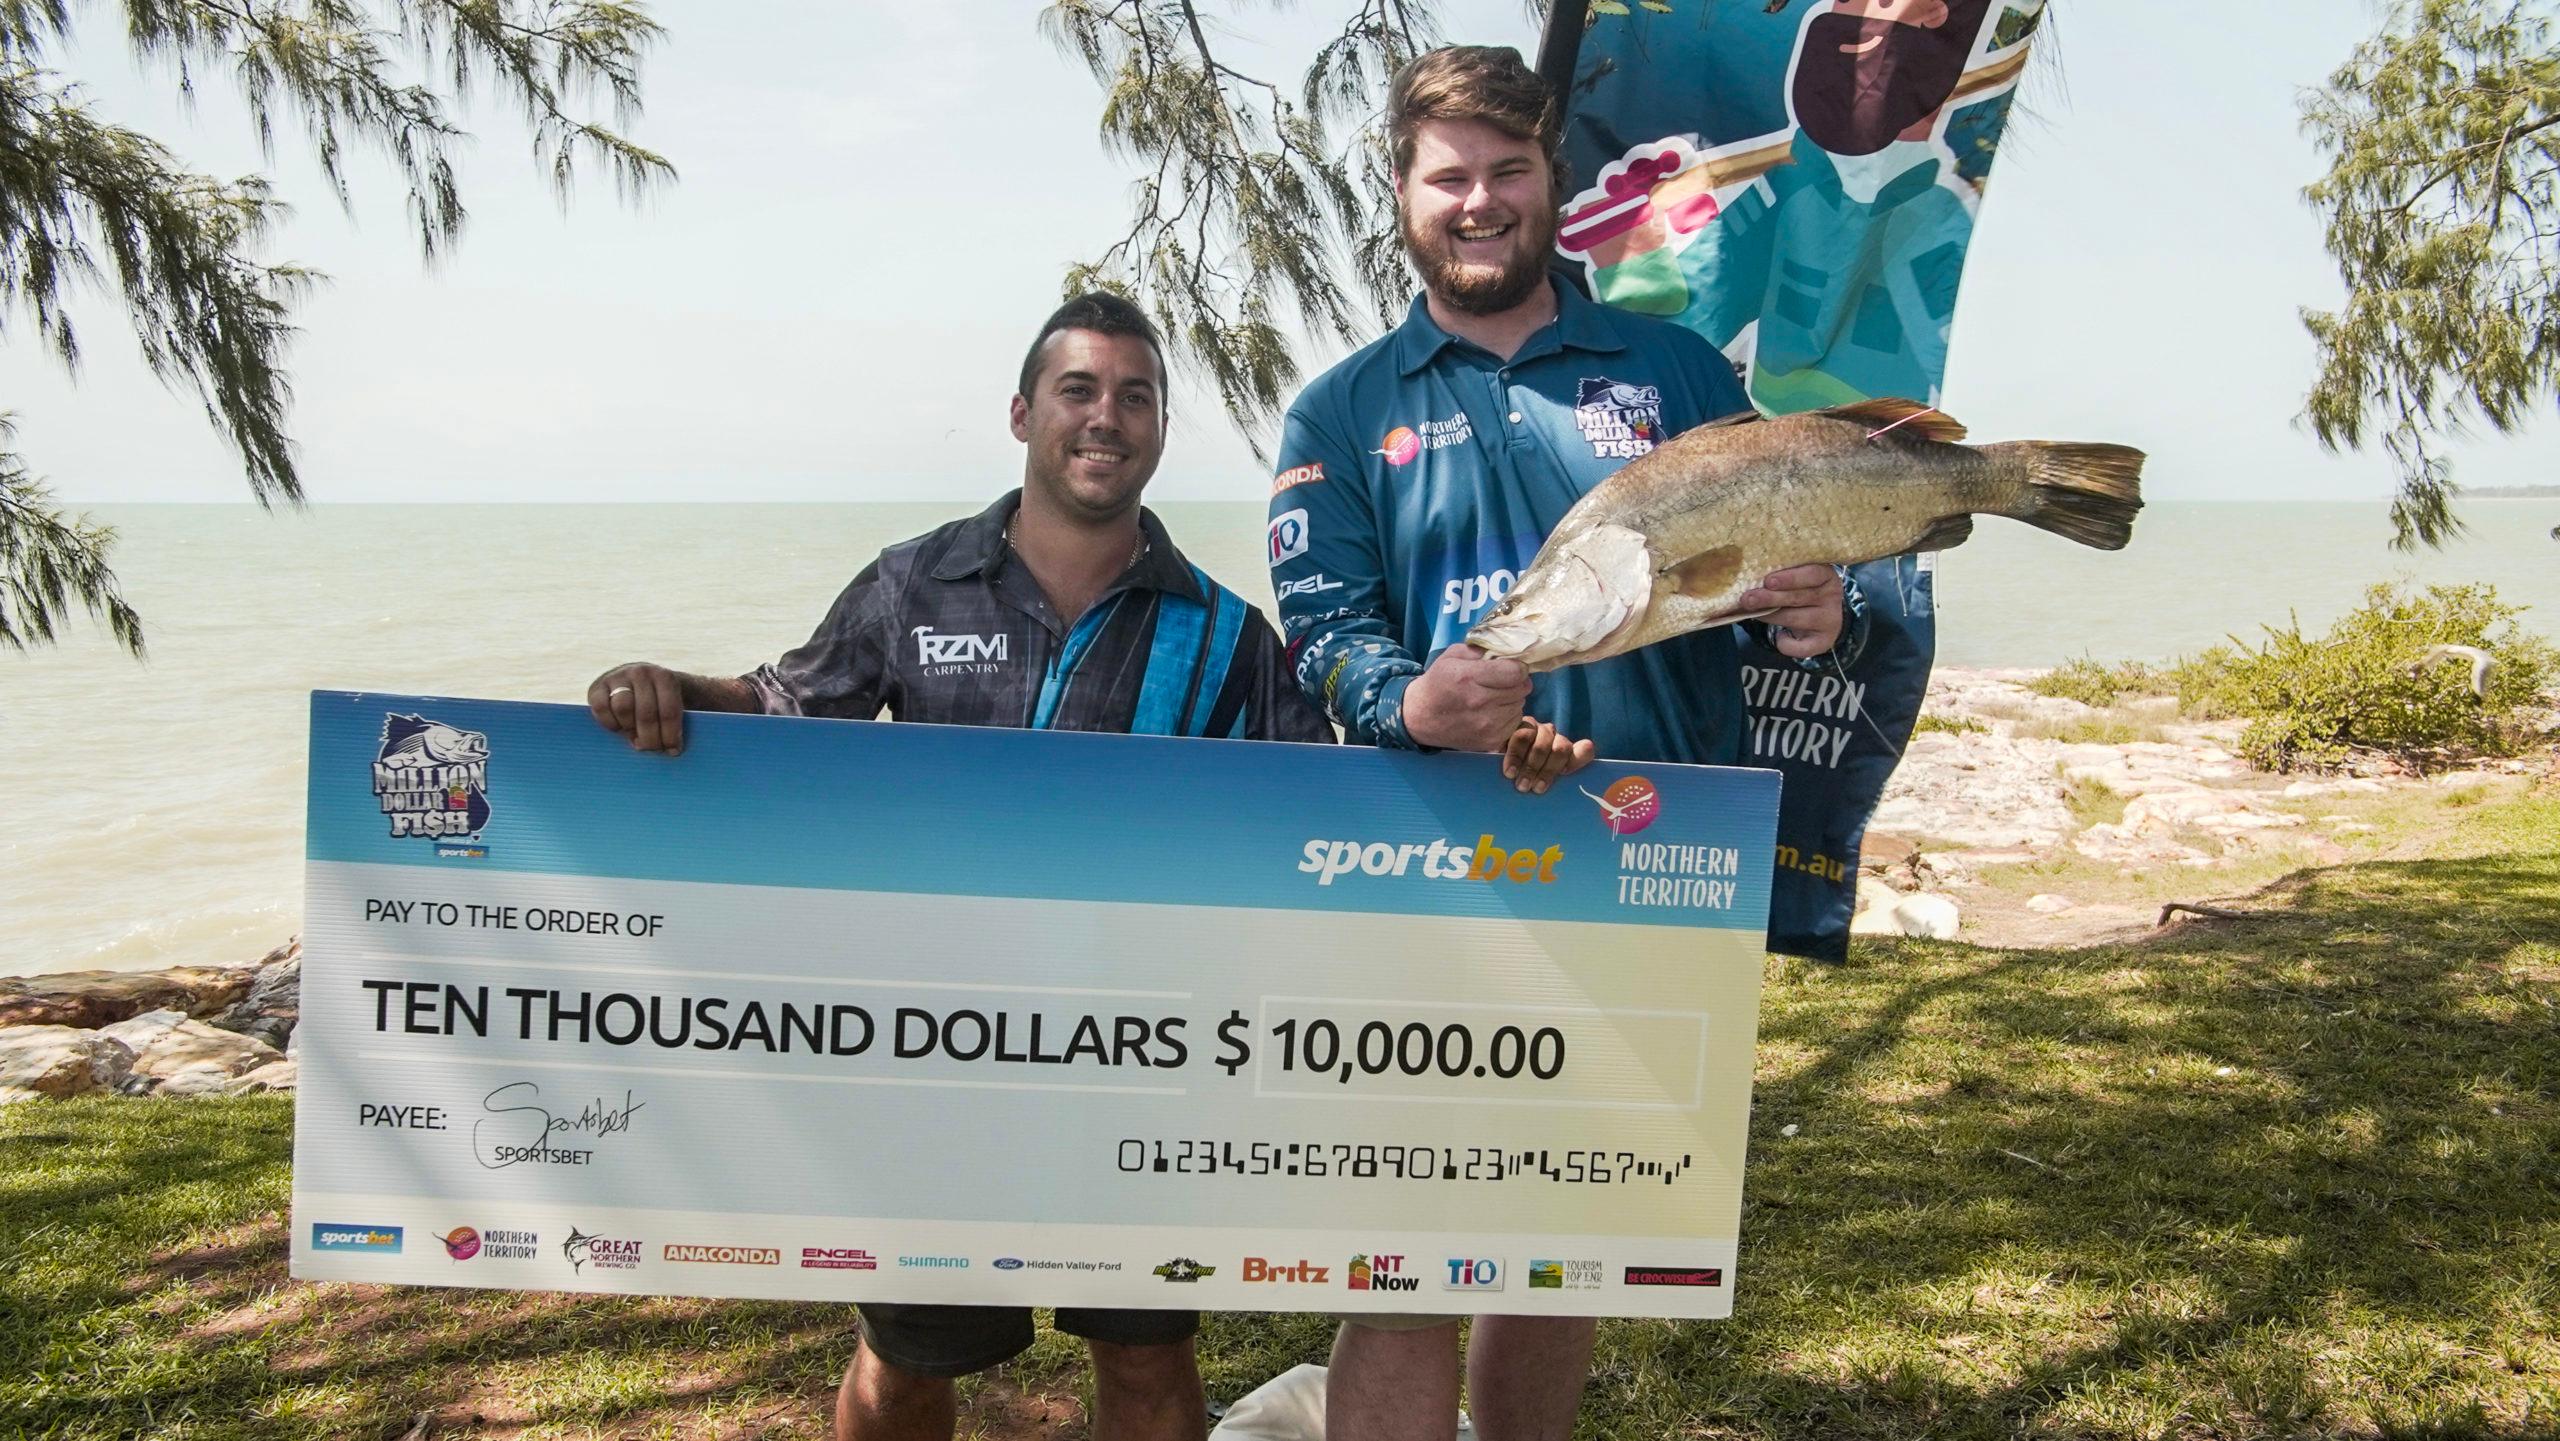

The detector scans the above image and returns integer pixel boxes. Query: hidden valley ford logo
[372,713,491,843]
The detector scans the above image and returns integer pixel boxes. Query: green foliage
[1912,711,1985,735]
[2301,0,2560,548]
[2187,582,2558,769]
[2061,772,2126,828]
[0,1,673,657]
[2023,655,2166,707]
[1044,1,1437,454]
[0,419,139,653]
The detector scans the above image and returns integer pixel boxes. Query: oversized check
[291,691,1778,1318]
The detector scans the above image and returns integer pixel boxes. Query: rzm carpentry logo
[372,713,491,840]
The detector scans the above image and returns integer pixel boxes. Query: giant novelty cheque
[291,693,1778,1319]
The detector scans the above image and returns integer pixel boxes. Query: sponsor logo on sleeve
[1278,573,1344,601]
[1442,1258,1504,1291]
[373,713,490,845]
[311,1224,403,1254]
[1267,509,1311,566]
[1271,462,1326,494]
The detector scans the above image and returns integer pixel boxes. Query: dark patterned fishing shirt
[748,492,1333,742]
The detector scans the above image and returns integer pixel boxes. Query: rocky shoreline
[0,939,300,1102]
[4,670,2550,1104]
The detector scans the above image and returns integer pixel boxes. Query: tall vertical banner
[1547,0,2048,959]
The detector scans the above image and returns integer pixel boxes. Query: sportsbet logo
[1297,835,1562,886]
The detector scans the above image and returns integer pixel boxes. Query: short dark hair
[1386,46,1563,196]
[1017,291,1168,401]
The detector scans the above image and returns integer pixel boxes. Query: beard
[1401,199,1559,317]
[1791,2,1989,157]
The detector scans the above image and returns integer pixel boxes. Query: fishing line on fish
[1865,407,1945,442]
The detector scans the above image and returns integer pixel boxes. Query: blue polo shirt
[1267,278,1779,766]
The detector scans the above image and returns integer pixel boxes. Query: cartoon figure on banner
[1560,0,2039,413]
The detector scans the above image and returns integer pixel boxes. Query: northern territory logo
[373,713,490,842]
[1582,775,1661,836]
[1574,377,1662,460]
[1374,413,1472,466]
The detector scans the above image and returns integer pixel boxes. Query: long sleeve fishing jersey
[1269,280,1833,765]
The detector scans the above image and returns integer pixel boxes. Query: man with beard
[590,292,1328,1441]
[1587,0,2000,410]
[1264,44,1850,1439]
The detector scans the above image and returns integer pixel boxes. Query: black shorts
[856,1302,1199,1379]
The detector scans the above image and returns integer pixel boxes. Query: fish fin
[1696,408,1766,429]
[1988,441,2147,551]
[1666,545,1746,598]
[1814,398,1969,443]
[1909,514,1975,553]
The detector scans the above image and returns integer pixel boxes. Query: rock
[0,1025,136,1102]
[101,1009,282,1094]
[212,941,301,1045]
[227,1059,299,1094]
[2433,771,2497,789]
[2026,893,2077,914]
[1892,893,1962,940]
[1851,877,1903,937]
[0,965,255,1030]
[2283,777,2387,798]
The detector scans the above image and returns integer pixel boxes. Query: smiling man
[1265,45,1855,1440]
[587,291,1328,1441]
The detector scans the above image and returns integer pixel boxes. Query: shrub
[2188,583,2558,770]
[1913,713,1986,735]
[2024,655,2167,707]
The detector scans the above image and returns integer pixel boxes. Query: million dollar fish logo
[372,713,492,841]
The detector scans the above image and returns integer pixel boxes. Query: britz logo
[1444,1258,1503,1290]
[1241,1257,1329,1283]
[311,1224,402,1253]
[372,713,489,841]
[912,626,1007,670]
[1268,509,1310,566]
[802,1247,879,1270]
[1347,1254,1419,1292]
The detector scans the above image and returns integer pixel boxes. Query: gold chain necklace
[1007,510,1148,571]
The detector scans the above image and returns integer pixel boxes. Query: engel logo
[1439,569,1517,620]
[1298,835,1562,886]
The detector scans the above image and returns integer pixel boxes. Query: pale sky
[6,0,2550,505]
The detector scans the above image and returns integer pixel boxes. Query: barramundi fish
[1465,398,2145,671]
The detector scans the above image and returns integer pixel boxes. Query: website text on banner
[292,693,1779,1319]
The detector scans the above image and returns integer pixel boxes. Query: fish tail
[1987,442,2146,551]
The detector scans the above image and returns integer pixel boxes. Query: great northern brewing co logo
[373,714,490,841]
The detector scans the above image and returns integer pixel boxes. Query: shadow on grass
[5,825,2554,1439]
[1613,840,2560,1439]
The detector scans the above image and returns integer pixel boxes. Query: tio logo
[1348,1254,1419,1293]
[1444,1258,1503,1291]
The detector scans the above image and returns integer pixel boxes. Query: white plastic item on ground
[1892,893,1962,940]
[1209,1365,1475,1439]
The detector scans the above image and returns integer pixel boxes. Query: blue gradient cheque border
[308,692,1779,931]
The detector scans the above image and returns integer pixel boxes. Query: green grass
[1912,713,1986,736]
[6,789,2556,1440]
